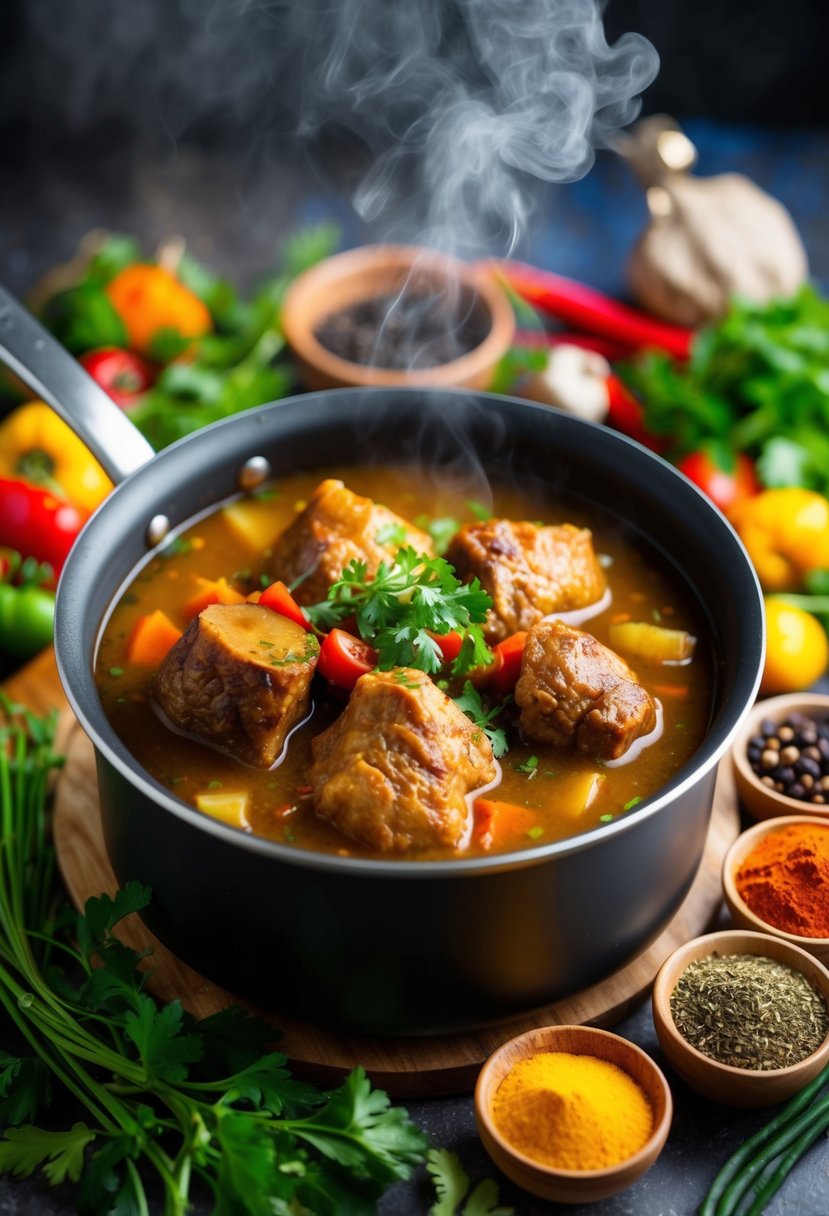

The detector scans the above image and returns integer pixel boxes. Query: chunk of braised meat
[445,519,606,643]
[154,603,318,768]
[515,619,656,760]
[269,479,434,606]
[308,668,496,853]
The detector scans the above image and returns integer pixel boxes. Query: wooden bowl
[731,693,829,821]
[723,816,829,965]
[474,1025,672,1204]
[280,244,515,391]
[652,929,829,1107]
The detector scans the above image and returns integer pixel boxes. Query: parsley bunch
[0,696,427,1214]
[307,547,493,676]
[452,683,509,759]
[618,285,829,494]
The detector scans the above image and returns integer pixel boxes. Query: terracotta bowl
[652,929,829,1107]
[723,816,829,965]
[474,1025,672,1204]
[731,693,829,821]
[280,244,516,391]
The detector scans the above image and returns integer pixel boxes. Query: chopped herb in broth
[95,464,713,860]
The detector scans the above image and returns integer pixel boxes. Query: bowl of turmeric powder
[723,817,829,964]
[474,1024,672,1204]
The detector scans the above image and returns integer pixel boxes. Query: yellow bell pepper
[0,401,113,514]
[728,488,829,592]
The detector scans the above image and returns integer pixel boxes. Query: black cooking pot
[0,286,764,1034]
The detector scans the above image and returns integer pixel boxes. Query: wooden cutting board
[5,649,740,1097]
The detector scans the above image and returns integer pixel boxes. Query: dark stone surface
[2,122,829,1213]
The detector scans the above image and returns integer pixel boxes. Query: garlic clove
[522,344,611,423]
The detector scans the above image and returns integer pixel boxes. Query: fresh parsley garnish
[452,682,509,758]
[375,521,408,547]
[0,696,428,1213]
[426,1146,515,1215]
[466,499,492,521]
[306,546,493,675]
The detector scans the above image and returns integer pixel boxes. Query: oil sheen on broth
[95,464,712,860]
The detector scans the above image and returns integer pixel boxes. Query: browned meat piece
[270,479,434,606]
[445,519,606,642]
[154,603,319,767]
[308,668,496,853]
[515,619,656,760]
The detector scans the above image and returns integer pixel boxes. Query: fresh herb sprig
[0,696,428,1214]
[306,547,493,676]
[618,285,829,497]
[427,1147,514,1215]
[452,682,509,758]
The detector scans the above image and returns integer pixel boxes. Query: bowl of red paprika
[723,816,829,965]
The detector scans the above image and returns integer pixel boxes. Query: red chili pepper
[80,347,154,409]
[605,376,667,454]
[316,629,378,690]
[489,630,528,696]
[494,261,693,360]
[514,329,635,363]
[677,450,761,514]
[259,580,311,630]
[0,478,85,577]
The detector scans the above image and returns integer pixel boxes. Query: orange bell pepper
[106,264,212,358]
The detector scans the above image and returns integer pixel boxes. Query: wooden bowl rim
[732,693,829,819]
[280,243,516,388]
[723,815,829,947]
[652,929,829,1081]
[474,1024,672,1181]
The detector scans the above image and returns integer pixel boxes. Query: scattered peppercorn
[747,712,829,804]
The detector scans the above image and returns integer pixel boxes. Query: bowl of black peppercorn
[732,694,829,821]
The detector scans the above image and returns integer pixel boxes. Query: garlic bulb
[629,172,808,327]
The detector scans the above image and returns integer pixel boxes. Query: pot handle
[0,283,155,484]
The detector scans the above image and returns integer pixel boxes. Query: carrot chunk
[126,610,183,668]
[183,576,245,620]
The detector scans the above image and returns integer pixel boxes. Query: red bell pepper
[493,261,693,361]
[0,478,85,577]
[80,347,154,409]
[489,631,528,696]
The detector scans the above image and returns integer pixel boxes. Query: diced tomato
[316,629,378,690]
[429,629,464,663]
[677,450,760,514]
[258,580,311,630]
[473,798,539,850]
[489,631,528,696]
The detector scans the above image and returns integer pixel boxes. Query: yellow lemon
[761,598,829,696]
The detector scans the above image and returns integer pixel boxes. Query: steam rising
[294,0,658,254]
[7,0,658,258]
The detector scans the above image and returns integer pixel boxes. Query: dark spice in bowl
[314,288,491,370]
[748,712,829,804]
[670,953,829,1070]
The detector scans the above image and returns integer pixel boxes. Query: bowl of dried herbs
[652,929,829,1107]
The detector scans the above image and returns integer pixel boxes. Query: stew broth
[95,464,713,859]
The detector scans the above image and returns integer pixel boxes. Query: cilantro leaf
[428,1147,470,1215]
[123,994,203,1083]
[414,514,461,556]
[227,1051,323,1116]
[191,1005,278,1077]
[306,548,493,675]
[76,881,152,960]
[214,1112,290,1216]
[426,1148,515,1216]
[453,682,509,758]
[288,1067,428,1185]
[0,1123,96,1184]
[76,1134,142,1216]
[0,1054,51,1125]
